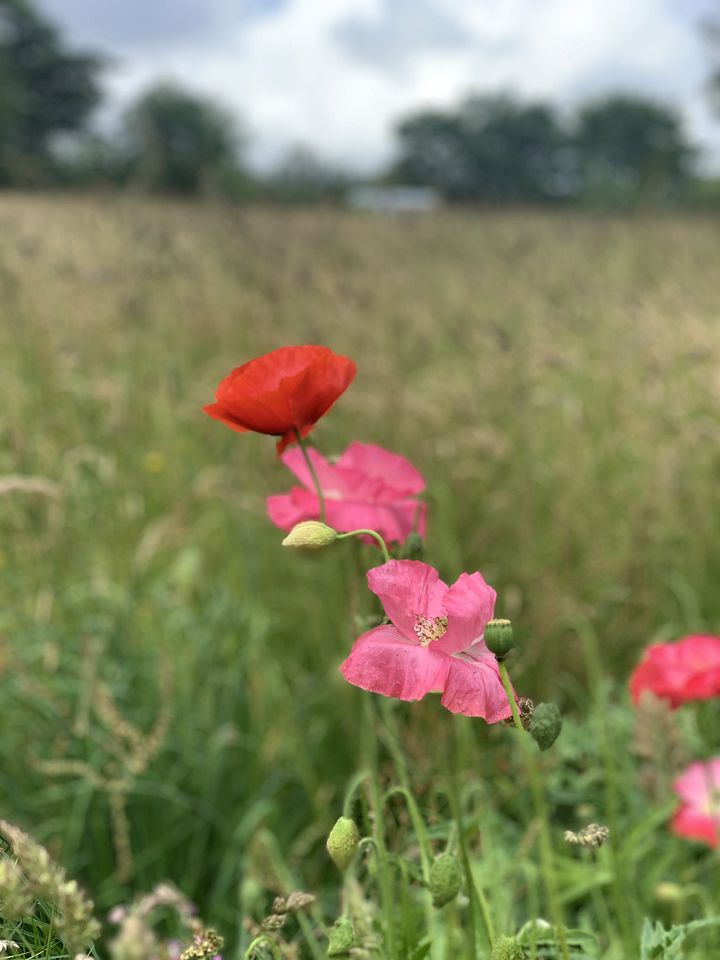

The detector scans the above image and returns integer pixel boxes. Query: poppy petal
[434,571,497,655]
[340,624,449,702]
[367,560,449,643]
[441,650,512,722]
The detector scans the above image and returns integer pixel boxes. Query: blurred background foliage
[1,0,720,205]
[0,199,719,947]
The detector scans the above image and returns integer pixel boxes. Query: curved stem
[337,529,391,563]
[244,935,282,960]
[294,430,326,523]
[498,661,570,960]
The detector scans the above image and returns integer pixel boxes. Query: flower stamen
[414,615,448,647]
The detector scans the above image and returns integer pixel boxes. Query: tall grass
[1,196,719,956]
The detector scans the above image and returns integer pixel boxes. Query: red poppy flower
[629,634,720,708]
[204,345,356,453]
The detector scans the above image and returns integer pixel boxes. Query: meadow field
[1,195,719,959]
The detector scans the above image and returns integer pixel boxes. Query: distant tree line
[392,93,694,205]
[1,0,718,205]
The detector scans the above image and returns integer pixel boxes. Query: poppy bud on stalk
[282,521,338,550]
[484,619,515,659]
[327,917,356,956]
[429,853,462,907]
[491,936,526,960]
[529,702,562,751]
[326,816,360,870]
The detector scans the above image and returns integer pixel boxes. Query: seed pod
[327,918,356,957]
[529,702,562,751]
[484,619,515,659]
[326,817,360,871]
[429,853,462,908]
[282,521,338,550]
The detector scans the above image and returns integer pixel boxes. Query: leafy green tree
[573,95,692,201]
[393,93,568,202]
[121,84,242,195]
[0,0,101,185]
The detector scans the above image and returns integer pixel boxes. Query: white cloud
[40,0,720,172]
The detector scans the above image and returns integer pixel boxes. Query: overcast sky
[38,0,720,173]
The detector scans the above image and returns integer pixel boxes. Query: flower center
[413,614,448,647]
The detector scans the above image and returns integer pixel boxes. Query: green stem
[447,738,495,954]
[294,430,326,523]
[363,696,397,958]
[498,661,570,960]
[378,699,439,958]
[337,529,391,563]
[244,935,282,960]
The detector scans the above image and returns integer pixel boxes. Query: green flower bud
[327,917,356,957]
[429,853,462,908]
[484,619,515,659]
[491,936,526,960]
[528,702,562,751]
[654,881,685,904]
[282,521,338,550]
[401,531,424,560]
[326,817,360,870]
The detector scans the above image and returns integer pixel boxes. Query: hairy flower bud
[327,918,356,957]
[484,619,515,659]
[529,702,562,751]
[401,531,424,561]
[326,817,360,870]
[429,853,462,908]
[491,936,526,960]
[282,521,338,550]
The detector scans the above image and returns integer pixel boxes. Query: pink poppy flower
[629,635,720,708]
[340,560,512,722]
[266,442,426,546]
[671,758,720,848]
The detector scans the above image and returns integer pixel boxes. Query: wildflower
[204,345,356,454]
[340,560,512,722]
[267,441,426,546]
[629,635,720,708]
[180,928,224,960]
[671,758,720,848]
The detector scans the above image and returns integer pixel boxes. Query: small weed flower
[204,345,356,454]
[629,634,720,708]
[671,758,720,848]
[267,441,426,546]
[340,560,512,722]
